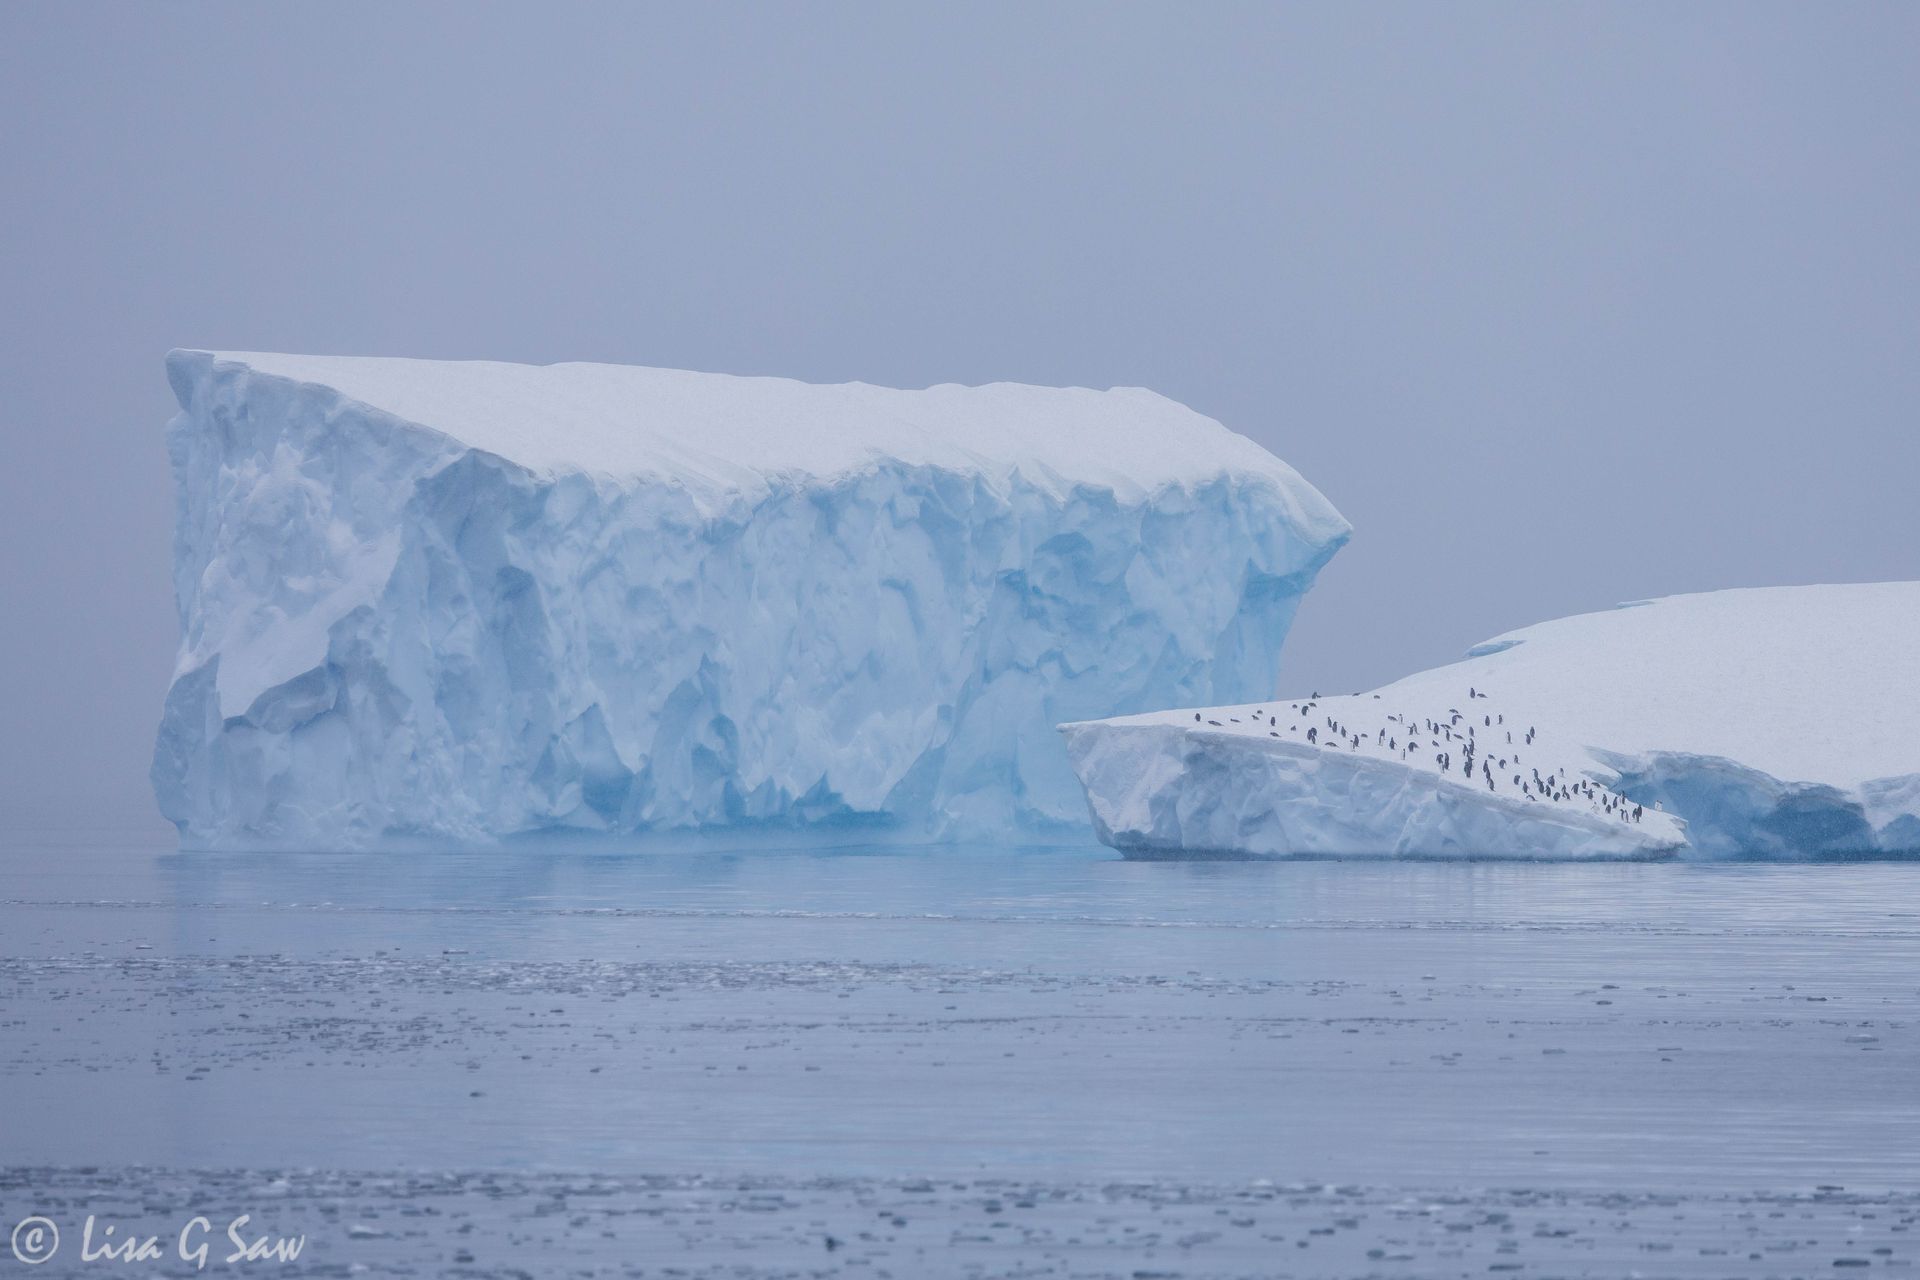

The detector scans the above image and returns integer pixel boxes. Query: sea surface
[4,829,1918,1276]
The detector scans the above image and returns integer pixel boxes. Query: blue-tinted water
[6,829,1918,1195]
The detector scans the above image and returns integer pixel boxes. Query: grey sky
[2,2,1915,830]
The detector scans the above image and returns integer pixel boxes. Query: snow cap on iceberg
[168,350,1349,526]
[1387,583,1918,794]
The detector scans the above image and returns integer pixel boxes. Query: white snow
[1388,583,1919,793]
[181,351,1341,516]
[1065,583,1920,860]
[154,350,1348,850]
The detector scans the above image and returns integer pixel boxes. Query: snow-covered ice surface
[153,350,1347,850]
[1068,583,1919,861]
[1381,583,1920,859]
[10,833,1920,1276]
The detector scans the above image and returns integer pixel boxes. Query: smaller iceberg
[1064,582,1920,861]
[1063,692,1686,860]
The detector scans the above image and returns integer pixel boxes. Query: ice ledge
[1061,717,1684,862]
[165,349,1354,530]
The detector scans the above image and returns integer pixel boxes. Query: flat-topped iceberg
[154,350,1348,849]
[1064,583,1919,860]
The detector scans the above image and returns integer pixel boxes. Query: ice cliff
[153,351,1349,849]
[1065,583,1918,861]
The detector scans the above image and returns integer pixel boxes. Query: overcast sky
[2,2,1915,830]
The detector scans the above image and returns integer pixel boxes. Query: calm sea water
[5,829,1917,1194]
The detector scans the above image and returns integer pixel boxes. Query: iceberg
[1064,583,1919,861]
[1063,695,1688,861]
[153,351,1348,850]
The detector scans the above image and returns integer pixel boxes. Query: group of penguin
[1191,685,1649,825]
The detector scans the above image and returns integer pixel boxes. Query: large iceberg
[154,351,1348,849]
[1064,583,1919,860]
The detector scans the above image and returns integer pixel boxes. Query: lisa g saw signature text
[11,1214,305,1267]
